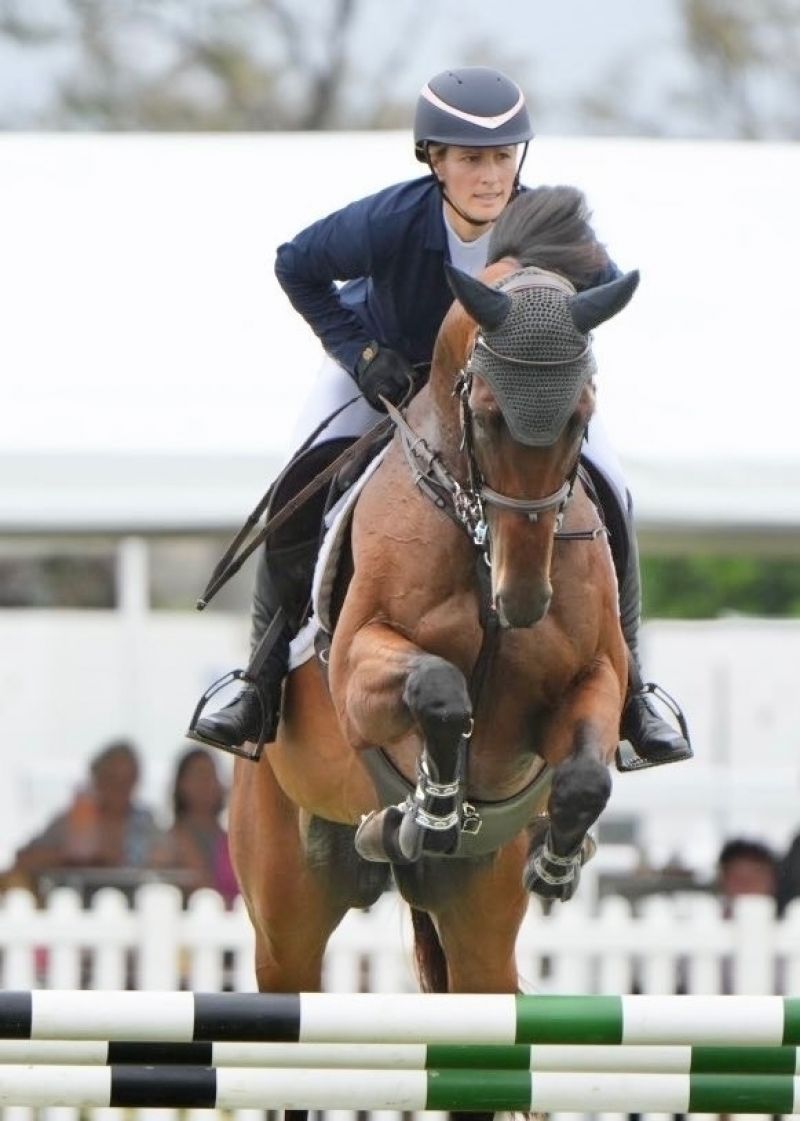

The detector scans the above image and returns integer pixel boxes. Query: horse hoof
[522,820,597,901]
[354,807,416,864]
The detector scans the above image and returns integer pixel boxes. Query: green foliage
[642,555,800,620]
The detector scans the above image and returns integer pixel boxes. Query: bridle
[453,366,579,557]
[383,361,605,568]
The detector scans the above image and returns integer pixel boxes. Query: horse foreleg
[399,651,476,858]
[524,725,611,901]
[335,622,472,863]
[524,671,620,902]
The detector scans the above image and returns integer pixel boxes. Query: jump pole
[2,992,799,1046]
[0,1065,799,1112]
[2,1040,800,1075]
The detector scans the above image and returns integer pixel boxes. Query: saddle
[263,427,394,640]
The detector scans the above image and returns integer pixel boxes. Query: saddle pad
[288,445,390,670]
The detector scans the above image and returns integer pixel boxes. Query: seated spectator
[716,837,778,917]
[777,832,800,915]
[152,746,238,906]
[7,739,162,895]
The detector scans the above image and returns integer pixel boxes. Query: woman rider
[188,66,691,771]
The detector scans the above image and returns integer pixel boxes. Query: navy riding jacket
[274,175,619,379]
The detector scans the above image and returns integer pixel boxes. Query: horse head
[446,261,639,628]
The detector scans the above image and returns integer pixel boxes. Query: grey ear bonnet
[466,267,597,447]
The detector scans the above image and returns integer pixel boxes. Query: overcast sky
[0,0,685,133]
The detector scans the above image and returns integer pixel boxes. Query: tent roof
[1,132,797,546]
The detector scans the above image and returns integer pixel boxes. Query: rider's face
[431,145,519,240]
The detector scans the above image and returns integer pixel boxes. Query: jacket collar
[422,178,447,252]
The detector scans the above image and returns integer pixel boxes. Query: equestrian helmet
[414,66,533,162]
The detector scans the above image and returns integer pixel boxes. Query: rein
[196,399,392,610]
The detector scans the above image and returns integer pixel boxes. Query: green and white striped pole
[2,992,800,1045]
[2,1040,800,1074]
[0,1065,798,1112]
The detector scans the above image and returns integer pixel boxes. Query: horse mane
[487,185,611,292]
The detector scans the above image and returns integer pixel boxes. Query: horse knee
[550,744,612,826]
[403,655,472,748]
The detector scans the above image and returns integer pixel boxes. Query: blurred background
[1,0,799,894]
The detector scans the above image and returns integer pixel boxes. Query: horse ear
[569,270,640,333]
[445,262,512,331]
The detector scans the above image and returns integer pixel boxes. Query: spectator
[152,746,238,906]
[716,837,779,918]
[777,832,800,915]
[6,739,162,895]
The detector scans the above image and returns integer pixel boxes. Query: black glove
[354,341,414,410]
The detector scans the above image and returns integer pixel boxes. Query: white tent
[1,133,798,872]
[1,132,798,545]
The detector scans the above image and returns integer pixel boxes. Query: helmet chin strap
[425,142,530,231]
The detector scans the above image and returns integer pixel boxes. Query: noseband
[453,367,577,555]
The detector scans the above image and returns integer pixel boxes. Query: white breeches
[293,353,630,512]
[291,354,385,446]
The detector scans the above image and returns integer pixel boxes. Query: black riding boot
[187,437,356,760]
[617,528,693,770]
[188,539,313,758]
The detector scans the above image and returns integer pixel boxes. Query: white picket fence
[3,882,799,996]
[1,883,799,1120]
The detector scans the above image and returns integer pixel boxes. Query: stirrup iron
[615,681,693,773]
[186,668,268,762]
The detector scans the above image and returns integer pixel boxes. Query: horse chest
[477,629,586,740]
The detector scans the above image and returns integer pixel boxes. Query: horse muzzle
[493,584,552,629]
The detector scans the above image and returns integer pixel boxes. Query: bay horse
[228,186,634,1088]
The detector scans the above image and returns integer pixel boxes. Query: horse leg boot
[524,729,612,902]
[398,656,473,860]
[354,654,473,864]
[617,528,693,770]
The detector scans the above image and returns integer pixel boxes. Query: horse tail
[410,907,448,992]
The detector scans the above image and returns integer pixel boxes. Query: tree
[0,0,427,130]
[642,555,800,619]
[577,0,800,139]
[2,1,798,138]
[677,0,800,138]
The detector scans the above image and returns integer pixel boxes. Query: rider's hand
[354,341,414,410]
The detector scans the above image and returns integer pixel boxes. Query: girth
[360,746,552,859]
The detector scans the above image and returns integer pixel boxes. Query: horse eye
[473,408,504,436]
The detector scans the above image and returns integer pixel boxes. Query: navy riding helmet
[414,66,534,162]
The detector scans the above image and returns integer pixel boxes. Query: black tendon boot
[616,530,693,772]
[188,540,312,759]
